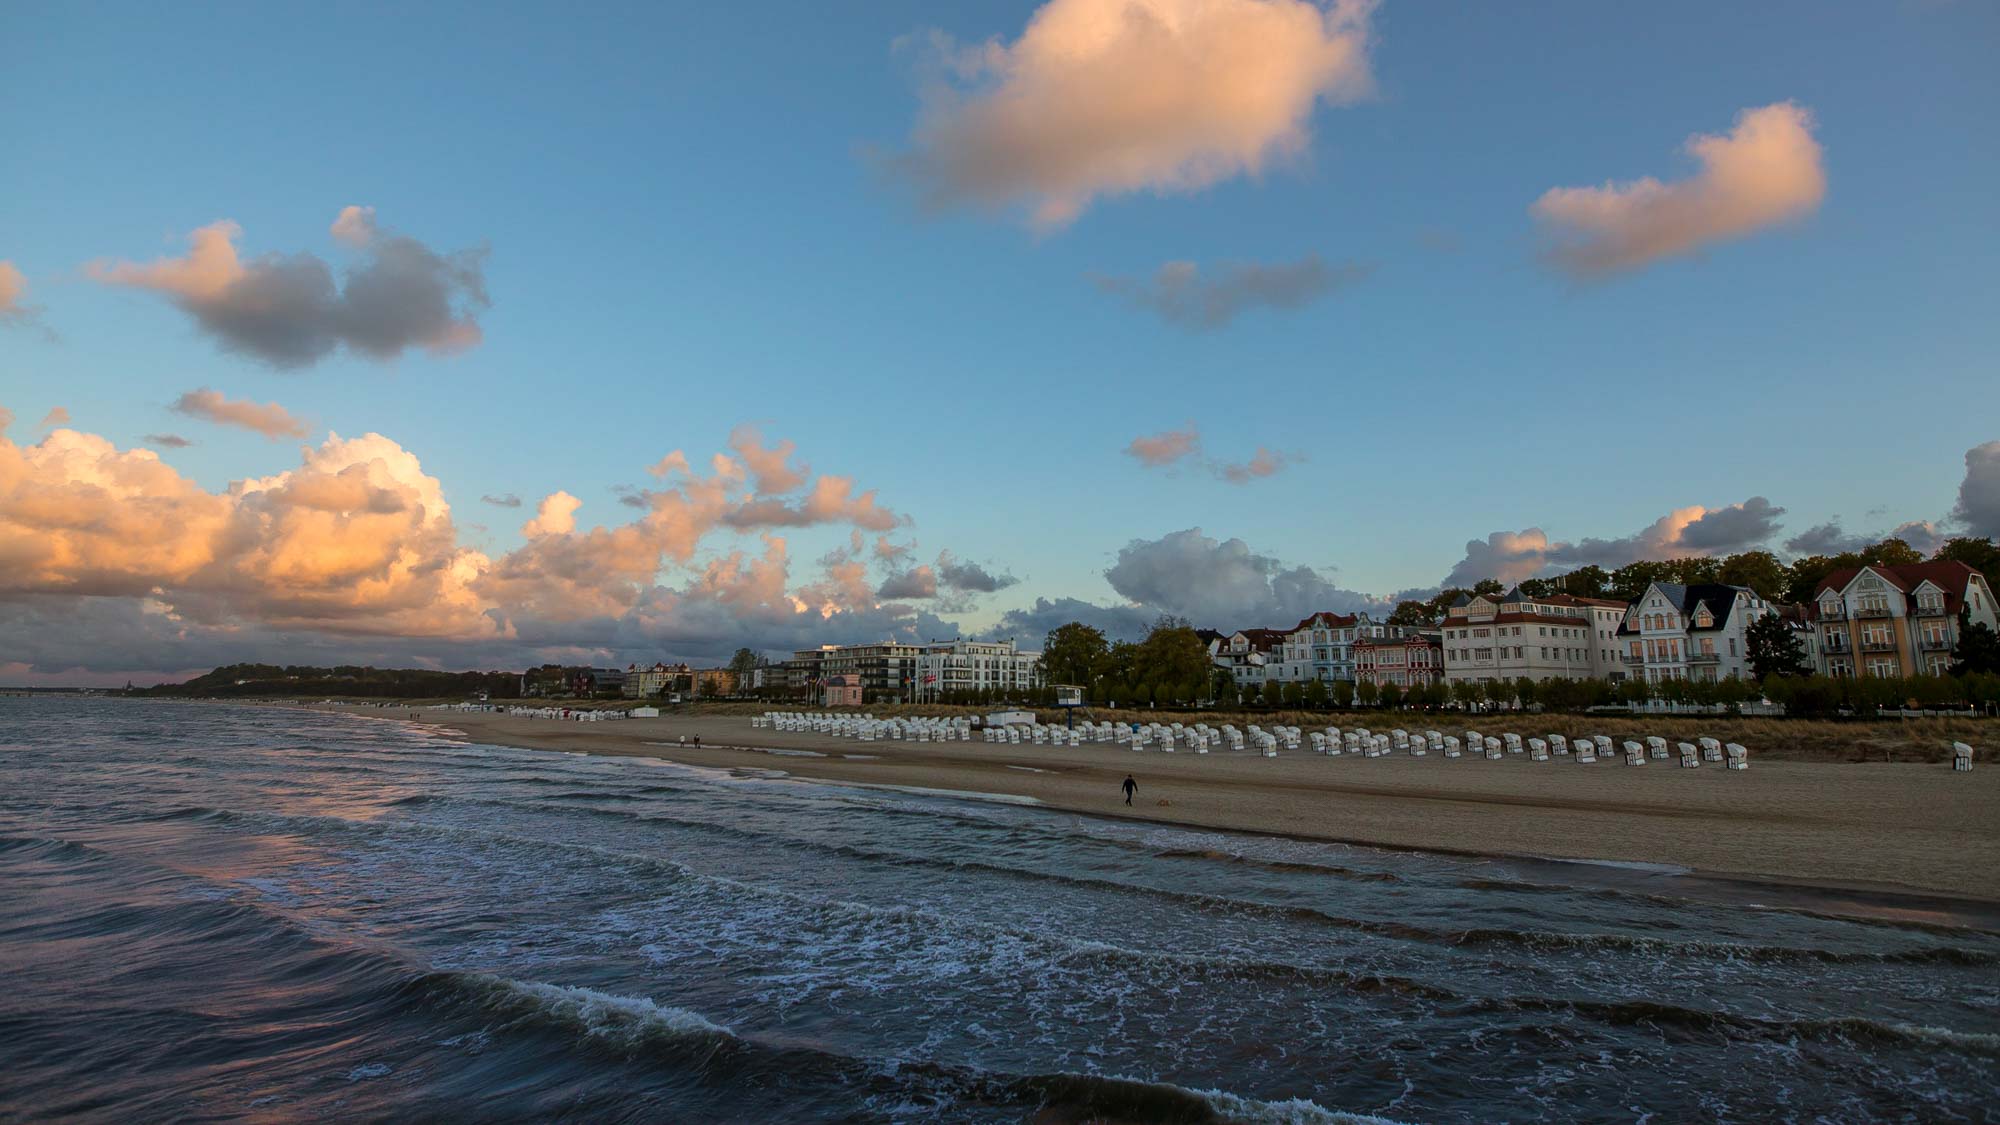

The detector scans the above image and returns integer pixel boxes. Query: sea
[2,698,1997,1123]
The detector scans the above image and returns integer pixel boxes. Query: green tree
[728,648,759,686]
[1610,560,1672,602]
[1379,682,1404,709]
[1387,600,1435,628]
[1472,579,1504,597]
[1331,679,1356,709]
[1860,538,1924,568]
[1133,617,1212,698]
[1261,679,1283,707]
[1717,550,1788,600]
[1041,622,1110,691]
[1933,537,2000,581]
[1744,612,1811,681]
[1302,677,1328,708]
[1784,552,1860,603]
[1280,680,1303,707]
[1950,609,2000,676]
[1557,565,1611,599]
[1356,679,1380,707]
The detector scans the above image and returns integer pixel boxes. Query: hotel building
[1811,561,1998,678]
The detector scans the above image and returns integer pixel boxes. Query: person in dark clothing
[1122,775,1136,805]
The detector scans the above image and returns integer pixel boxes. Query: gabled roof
[1815,561,1983,614]
[1449,591,1474,608]
[1616,582,1755,635]
[1289,611,1360,633]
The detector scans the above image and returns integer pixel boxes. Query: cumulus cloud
[521,491,583,538]
[170,387,309,439]
[480,493,523,508]
[729,425,808,495]
[893,0,1375,229]
[1953,441,2000,538]
[1442,496,1786,588]
[1093,255,1371,329]
[1126,424,1201,467]
[88,208,489,368]
[877,565,939,599]
[0,425,498,640]
[1532,102,1826,277]
[1105,527,1387,625]
[38,407,70,430]
[145,433,194,449]
[0,422,961,673]
[987,596,1158,644]
[937,549,1018,593]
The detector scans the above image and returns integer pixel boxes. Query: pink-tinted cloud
[1532,102,1826,277]
[37,407,70,430]
[88,208,489,368]
[1093,255,1372,329]
[171,387,309,439]
[521,491,583,538]
[1442,497,1786,588]
[1126,423,1201,467]
[895,0,1374,229]
[1213,446,1290,484]
[729,425,808,495]
[0,421,962,674]
[0,261,42,329]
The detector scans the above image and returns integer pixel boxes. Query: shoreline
[280,702,2000,918]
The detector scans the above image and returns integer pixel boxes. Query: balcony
[1920,636,1956,651]
[1620,652,1643,664]
[1687,651,1721,664]
[1855,606,1892,619]
[1822,637,1852,652]
[1818,606,1847,621]
[1861,639,1898,653]
[1914,603,1949,618]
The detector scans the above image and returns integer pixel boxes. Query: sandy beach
[296,703,2000,908]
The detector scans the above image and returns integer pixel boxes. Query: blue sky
[2,0,1997,680]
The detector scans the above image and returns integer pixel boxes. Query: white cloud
[894,0,1374,229]
[1532,102,1826,276]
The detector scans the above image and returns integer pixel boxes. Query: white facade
[915,640,1042,700]
[1615,583,1769,683]
[1440,589,1613,685]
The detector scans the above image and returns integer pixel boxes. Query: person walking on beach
[1122,774,1136,806]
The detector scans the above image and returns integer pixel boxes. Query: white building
[1613,582,1773,683]
[915,639,1042,701]
[1441,588,1624,685]
[1269,612,1399,683]
[1214,629,1287,685]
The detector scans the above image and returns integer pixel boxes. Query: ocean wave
[1153,847,1401,884]
[406,970,1404,1124]
[1478,996,2000,1056]
[164,798,2000,976]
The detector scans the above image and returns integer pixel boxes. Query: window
[1866,658,1898,678]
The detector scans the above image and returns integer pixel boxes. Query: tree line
[144,664,524,699]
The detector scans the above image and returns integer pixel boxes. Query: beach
[312,703,2000,906]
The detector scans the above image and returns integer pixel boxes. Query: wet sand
[302,704,2000,907]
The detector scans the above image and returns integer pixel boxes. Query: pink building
[822,673,863,707]
[1354,632,1444,687]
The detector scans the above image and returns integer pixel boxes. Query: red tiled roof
[1815,561,1984,614]
[1289,611,1361,632]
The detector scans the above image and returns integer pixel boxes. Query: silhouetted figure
[1122,775,1136,806]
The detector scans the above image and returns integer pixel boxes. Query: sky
[2,0,1998,685]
